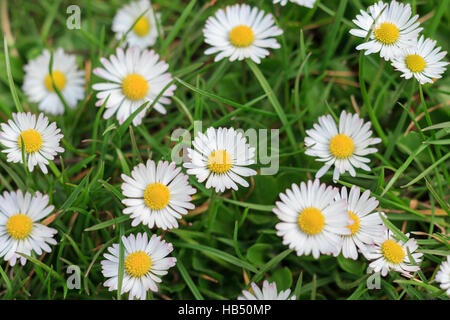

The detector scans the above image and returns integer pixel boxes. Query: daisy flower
[0,190,57,266]
[92,47,176,126]
[22,48,85,115]
[101,232,177,300]
[349,0,422,61]
[335,186,386,260]
[183,127,257,193]
[203,4,283,63]
[121,160,196,230]
[304,110,382,182]
[112,0,160,49]
[366,230,423,277]
[391,35,449,85]
[435,256,450,296]
[238,280,296,300]
[273,0,316,8]
[0,112,64,173]
[273,179,351,259]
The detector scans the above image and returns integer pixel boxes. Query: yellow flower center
[374,22,400,45]
[133,17,151,37]
[18,129,43,154]
[381,239,405,264]
[297,207,325,235]
[44,70,67,92]
[6,214,33,240]
[329,134,355,159]
[229,25,255,48]
[122,73,149,100]
[405,54,426,73]
[346,211,360,235]
[207,149,233,174]
[144,183,170,210]
[124,251,152,278]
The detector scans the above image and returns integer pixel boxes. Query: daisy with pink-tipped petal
[273,0,316,8]
[435,256,450,296]
[391,35,449,85]
[366,230,423,277]
[238,280,296,300]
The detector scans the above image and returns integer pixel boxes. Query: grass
[0,0,449,300]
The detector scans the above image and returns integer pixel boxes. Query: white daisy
[273,0,316,8]
[101,232,177,300]
[366,230,423,277]
[92,47,176,126]
[0,112,64,174]
[238,280,296,300]
[335,186,386,260]
[203,4,283,63]
[391,35,449,85]
[273,179,352,259]
[121,160,196,230]
[183,127,257,193]
[0,190,57,266]
[435,256,450,296]
[22,48,85,115]
[112,0,160,49]
[304,110,382,182]
[349,0,422,61]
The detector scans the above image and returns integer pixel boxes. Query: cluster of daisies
[0,0,448,300]
[350,0,449,84]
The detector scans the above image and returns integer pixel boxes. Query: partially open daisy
[22,48,85,115]
[391,35,449,85]
[203,4,283,63]
[0,190,57,266]
[0,112,64,173]
[349,0,422,61]
[112,0,160,49]
[238,280,296,300]
[93,47,176,126]
[304,110,382,182]
[273,179,351,259]
[121,160,196,230]
[435,256,450,296]
[184,127,257,193]
[335,186,386,260]
[273,0,316,8]
[366,230,423,277]
[101,232,176,300]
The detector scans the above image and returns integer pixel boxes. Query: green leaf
[246,243,272,267]
[3,37,22,114]
[337,255,366,276]
[269,267,293,291]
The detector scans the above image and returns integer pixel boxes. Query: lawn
[0,0,449,300]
